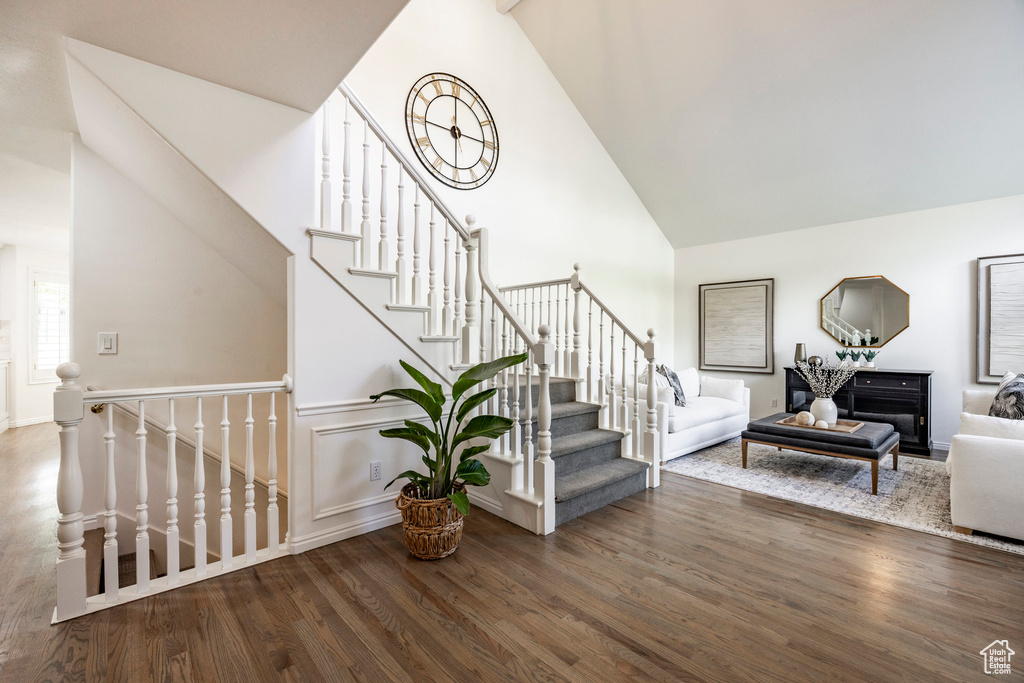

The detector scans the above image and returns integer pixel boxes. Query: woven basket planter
[395,483,465,560]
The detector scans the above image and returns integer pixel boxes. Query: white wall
[674,194,1024,448]
[0,243,69,425]
[71,138,288,489]
[345,0,674,357]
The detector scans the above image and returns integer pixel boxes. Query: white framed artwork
[978,253,1024,384]
[699,278,774,374]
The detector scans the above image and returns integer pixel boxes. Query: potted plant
[369,353,527,559]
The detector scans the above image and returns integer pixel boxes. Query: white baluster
[54,363,86,620]
[557,286,565,376]
[220,395,232,570]
[524,348,534,494]
[360,121,371,269]
[395,167,406,304]
[564,284,571,376]
[427,204,438,335]
[442,221,453,336]
[620,330,628,438]
[136,401,150,592]
[320,98,331,230]
[341,98,353,232]
[462,218,480,364]
[598,310,606,427]
[587,297,594,400]
[103,405,118,602]
[412,186,423,305]
[645,329,661,488]
[511,333,521,462]
[571,264,582,381]
[165,399,180,585]
[244,394,256,563]
[488,299,497,415]
[454,229,463,348]
[267,392,280,556]
[633,346,641,458]
[379,145,390,275]
[194,397,207,578]
[535,325,556,534]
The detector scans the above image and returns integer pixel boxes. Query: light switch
[98,333,118,355]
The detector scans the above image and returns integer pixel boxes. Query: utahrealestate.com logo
[980,640,1014,675]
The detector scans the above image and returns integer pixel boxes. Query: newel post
[461,215,481,364]
[534,325,556,534]
[54,362,87,620]
[570,263,582,380]
[644,329,660,488]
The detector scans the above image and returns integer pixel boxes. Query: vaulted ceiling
[0,0,408,249]
[510,0,1024,247]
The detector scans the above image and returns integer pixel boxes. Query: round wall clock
[405,73,499,190]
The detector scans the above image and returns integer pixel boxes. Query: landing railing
[500,264,660,487]
[52,363,292,622]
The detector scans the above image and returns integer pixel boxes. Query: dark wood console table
[784,366,933,456]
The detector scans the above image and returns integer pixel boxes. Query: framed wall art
[699,278,774,374]
[978,253,1024,384]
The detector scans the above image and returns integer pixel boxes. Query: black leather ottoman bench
[741,413,900,495]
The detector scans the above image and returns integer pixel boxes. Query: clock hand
[424,119,486,145]
[451,116,465,155]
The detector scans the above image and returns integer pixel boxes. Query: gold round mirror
[820,276,909,348]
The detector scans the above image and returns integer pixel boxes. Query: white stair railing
[500,264,661,488]
[822,297,863,343]
[311,84,558,531]
[53,363,292,623]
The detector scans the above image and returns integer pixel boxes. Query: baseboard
[931,441,951,451]
[467,490,503,517]
[288,510,400,554]
[10,415,53,427]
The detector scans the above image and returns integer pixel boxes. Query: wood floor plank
[4,423,1024,682]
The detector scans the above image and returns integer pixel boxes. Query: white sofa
[947,389,1024,541]
[640,367,750,462]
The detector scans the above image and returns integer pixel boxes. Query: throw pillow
[657,364,687,407]
[699,375,745,404]
[637,367,671,389]
[989,372,1024,420]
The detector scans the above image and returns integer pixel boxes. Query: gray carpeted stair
[513,376,650,526]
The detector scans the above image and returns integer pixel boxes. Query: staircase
[311,83,663,536]
[532,378,649,525]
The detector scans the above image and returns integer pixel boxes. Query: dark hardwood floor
[2,422,1022,682]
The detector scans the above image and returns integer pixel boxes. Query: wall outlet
[770,398,778,407]
[370,461,382,481]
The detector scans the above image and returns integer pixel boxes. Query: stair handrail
[471,223,538,349]
[337,83,469,241]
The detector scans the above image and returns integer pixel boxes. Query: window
[31,270,69,383]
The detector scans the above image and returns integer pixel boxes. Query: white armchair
[948,389,1024,541]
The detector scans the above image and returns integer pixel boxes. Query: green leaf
[456,458,491,487]
[399,360,445,407]
[451,414,515,450]
[452,353,529,402]
[459,444,491,462]
[404,420,441,453]
[456,388,497,423]
[369,388,442,423]
[447,490,470,516]
[378,427,432,455]
[385,469,428,490]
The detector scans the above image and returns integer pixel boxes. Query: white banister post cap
[465,215,476,227]
[571,263,582,289]
[573,263,581,272]
[535,324,555,365]
[283,374,294,393]
[56,362,81,383]
[644,330,657,360]
[538,323,551,340]
[647,328,656,340]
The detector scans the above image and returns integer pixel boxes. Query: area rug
[661,438,1024,556]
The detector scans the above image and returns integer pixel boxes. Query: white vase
[810,397,838,426]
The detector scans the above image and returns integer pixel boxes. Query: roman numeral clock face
[405,73,498,190]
